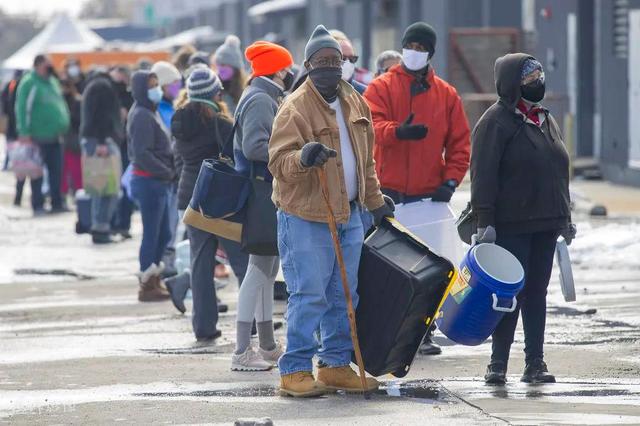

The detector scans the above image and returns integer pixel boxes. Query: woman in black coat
[470,54,576,385]
[169,67,249,341]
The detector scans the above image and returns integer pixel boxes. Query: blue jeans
[277,204,365,375]
[130,175,173,272]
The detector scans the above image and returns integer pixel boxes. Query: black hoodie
[126,71,174,181]
[470,53,570,234]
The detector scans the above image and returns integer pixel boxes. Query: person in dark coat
[471,53,577,385]
[81,72,123,244]
[127,70,174,302]
[1,70,24,205]
[168,67,249,341]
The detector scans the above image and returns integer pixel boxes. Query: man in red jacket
[364,22,470,355]
[364,22,470,204]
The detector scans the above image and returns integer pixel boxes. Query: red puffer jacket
[364,64,470,196]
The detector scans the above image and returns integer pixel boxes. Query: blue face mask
[147,86,163,104]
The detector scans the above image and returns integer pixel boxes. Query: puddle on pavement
[13,268,94,281]
[141,347,225,355]
[134,380,455,404]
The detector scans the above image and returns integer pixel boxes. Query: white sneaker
[259,343,284,367]
[231,347,273,372]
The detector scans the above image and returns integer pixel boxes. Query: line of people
[1,18,574,391]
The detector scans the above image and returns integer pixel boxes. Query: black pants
[31,142,63,211]
[491,230,558,366]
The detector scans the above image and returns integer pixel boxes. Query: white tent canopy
[3,13,104,70]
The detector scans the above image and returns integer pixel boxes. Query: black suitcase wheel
[392,366,410,378]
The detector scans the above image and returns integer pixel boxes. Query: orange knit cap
[245,41,294,77]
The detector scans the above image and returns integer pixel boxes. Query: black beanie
[402,22,437,54]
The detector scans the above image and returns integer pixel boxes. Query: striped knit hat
[187,67,223,100]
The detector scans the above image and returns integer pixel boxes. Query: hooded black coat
[470,53,571,234]
[126,71,174,181]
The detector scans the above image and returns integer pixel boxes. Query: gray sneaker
[231,347,273,372]
[259,343,284,367]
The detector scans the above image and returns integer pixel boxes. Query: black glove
[395,112,428,140]
[300,142,338,168]
[371,195,395,226]
[431,180,457,203]
[561,223,577,246]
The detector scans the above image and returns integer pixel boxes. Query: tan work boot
[138,264,170,302]
[317,365,380,392]
[279,371,330,398]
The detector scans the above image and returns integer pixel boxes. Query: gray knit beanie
[187,67,223,101]
[304,25,341,62]
[215,35,243,70]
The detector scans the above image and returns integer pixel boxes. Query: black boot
[92,231,113,244]
[418,328,442,355]
[484,361,507,385]
[521,359,556,384]
[165,271,190,314]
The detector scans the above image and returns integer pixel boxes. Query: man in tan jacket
[269,25,395,398]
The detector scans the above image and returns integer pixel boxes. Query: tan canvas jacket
[268,78,385,224]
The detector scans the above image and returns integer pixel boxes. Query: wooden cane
[317,167,370,399]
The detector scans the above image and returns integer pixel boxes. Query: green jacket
[15,71,70,142]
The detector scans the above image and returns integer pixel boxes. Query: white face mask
[402,48,429,71]
[67,65,81,78]
[341,60,355,81]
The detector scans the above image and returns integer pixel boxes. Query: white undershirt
[329,99,358,201]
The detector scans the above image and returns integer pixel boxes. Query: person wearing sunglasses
[471,54,576,385]
[329,29,368,95]
[375,50,402,77]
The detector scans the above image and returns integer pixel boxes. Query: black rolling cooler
[354,218,455,377]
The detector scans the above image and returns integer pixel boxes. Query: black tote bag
[240,164,278,256]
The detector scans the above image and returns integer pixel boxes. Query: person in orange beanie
[230,41,294,372]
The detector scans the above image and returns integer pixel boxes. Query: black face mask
[521,80,546,103]
[283,70,295,92]
[308,67,342,103]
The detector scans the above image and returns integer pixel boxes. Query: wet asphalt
[0,172,639,425]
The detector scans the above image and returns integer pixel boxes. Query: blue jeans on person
[31,140,63,211]
[277,203,365,375]
[130,175,173,272]
[82,138,120,233]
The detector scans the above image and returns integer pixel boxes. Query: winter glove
[431,180,457,203]
[300,142,338,168]
[472,226,496,245]
[395,113,428,140]
[561,223,577,246]
[371,195,396,226]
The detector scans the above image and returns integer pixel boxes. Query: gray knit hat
[215,35,243,70]
[187,67,223,101]
[305,25,341,62]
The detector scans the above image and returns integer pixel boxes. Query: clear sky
[0,0,92,18]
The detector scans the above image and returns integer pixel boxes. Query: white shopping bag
[393,199,464,265]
